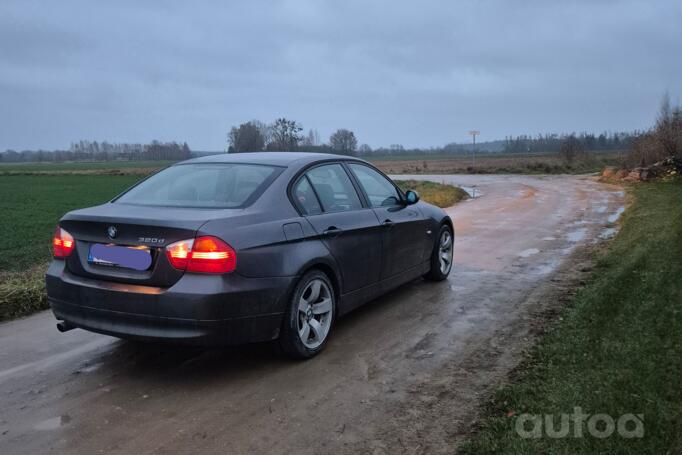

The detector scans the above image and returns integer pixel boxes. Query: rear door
[292,163,382,293]
[346,163,427,280]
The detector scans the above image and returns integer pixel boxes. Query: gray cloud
[1,0,681,150]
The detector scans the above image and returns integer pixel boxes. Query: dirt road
[0,175,624,454]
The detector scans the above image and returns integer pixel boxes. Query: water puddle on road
[459,186,481,198]
[567,228,588,242]
[608,206,625,223]
[518,248,540,258]
[599,227,618,239]
[34,415,71,431]
[532,259,561,275]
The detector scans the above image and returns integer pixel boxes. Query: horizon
[1,128,641,154]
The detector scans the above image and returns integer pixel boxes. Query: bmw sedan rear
[46,152,453,358]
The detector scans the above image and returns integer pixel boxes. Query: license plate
[88,244,152,271]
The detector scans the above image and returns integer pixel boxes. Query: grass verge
[0,265,49,321]
[395,179,469,208]
[459,178,682,453]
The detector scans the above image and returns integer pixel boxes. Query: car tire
[424,224,454,282]
[279,270,336,359]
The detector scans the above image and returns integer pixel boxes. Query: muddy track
[0,175,624,454]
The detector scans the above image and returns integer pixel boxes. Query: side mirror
[405,190,420,205]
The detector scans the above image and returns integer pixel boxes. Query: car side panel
[199,215,337,279]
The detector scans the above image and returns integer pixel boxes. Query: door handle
[323,226,343,237]
[382,219,394,227]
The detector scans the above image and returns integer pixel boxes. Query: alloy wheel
[297,278,333,349]
[439,230,453,275]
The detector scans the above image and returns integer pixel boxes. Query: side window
[292,176,322,215]
[306,164,363,213]
[348,164,402,207]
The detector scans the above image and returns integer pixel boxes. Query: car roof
[180,152,366,167]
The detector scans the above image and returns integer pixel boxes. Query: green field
[0,160,174,173]
[0,175,142,271]
[459,178,682,454]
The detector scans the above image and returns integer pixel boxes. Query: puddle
[608,206,625,223]
[518,248,540,258]
[599,227,618,239]
[459,186,481,198]
[567,228,588,242]
[532,259,561,275]
[78,363,102,373]
[542,236,556,241]
[593,206,607,213]
[34,415,71,431]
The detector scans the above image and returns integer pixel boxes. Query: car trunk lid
[59,203,228,287]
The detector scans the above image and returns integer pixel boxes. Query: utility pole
[468,130,480,169]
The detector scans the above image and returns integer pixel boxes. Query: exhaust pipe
[56,321,75,333]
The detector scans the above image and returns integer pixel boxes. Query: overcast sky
[1,0,681,151]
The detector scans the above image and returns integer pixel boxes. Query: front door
[346,163,427,280]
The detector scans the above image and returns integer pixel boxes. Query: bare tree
[267,118,303,151]
[655,92,682,160]
[630,131,659,167]
[228,121,265,152]
[302,129,320,147]
[358,143,372,154]
[250,119,272,145]
[329,129,358,156]
[559,134,585,164]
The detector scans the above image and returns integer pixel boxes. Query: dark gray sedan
[46,152,454,358]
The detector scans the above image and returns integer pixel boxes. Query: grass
[459,178,682,454]
[0,265,48,321]
[0,160,175,173]
[395,179,469,208]
[0,175,142,272]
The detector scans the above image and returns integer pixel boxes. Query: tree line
[227,117,640,158]
[502,132,635,154]
[0,140,191,163]
[227,118,360,156]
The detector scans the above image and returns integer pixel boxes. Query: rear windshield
[114,163,281,208]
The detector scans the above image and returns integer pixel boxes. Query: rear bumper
[45,261,295,346]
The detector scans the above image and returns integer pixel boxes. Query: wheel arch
[441,215,454,234]
[293,259,342,306]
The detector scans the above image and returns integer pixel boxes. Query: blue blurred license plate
[88,244,152,271]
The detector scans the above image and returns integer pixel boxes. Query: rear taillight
[165,236,236,274]
[53,226,75,258]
